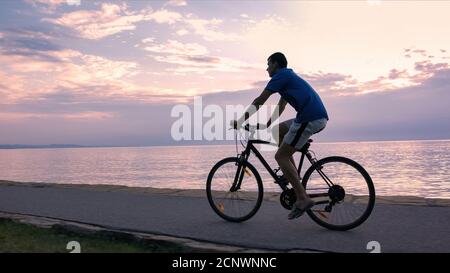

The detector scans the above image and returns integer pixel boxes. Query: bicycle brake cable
[239,130,246,149]
[235,128,238,155]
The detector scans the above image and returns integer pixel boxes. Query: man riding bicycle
[231,52,329,220]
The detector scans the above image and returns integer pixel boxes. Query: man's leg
[275,143,311,205]
[272,122,296,167]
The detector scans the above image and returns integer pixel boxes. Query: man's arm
[267,97,287,127]
[234,89,273,128]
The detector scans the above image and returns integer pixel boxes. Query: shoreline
[1,180,449,207]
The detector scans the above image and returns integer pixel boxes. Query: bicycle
[206,124,375,231]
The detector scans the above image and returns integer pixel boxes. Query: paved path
[0,184,449,253]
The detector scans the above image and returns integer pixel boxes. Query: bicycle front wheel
[206,157,263,222]
[303,156,375,231]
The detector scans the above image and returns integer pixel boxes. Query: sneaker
[287,200,315,220]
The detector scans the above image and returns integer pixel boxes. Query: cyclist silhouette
[231,52,329,219]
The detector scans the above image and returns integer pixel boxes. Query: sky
[0,0,449,146]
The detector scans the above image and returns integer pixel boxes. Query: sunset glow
[1,0,449,145]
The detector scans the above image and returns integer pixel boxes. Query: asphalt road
[0,184,449,253]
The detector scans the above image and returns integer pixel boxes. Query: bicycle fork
[230,152,249,192]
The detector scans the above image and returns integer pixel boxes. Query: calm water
[0,140,449,199]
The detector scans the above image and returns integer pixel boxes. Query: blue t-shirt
[265,68,329,123]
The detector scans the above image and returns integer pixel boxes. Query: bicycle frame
[208,129,376,229]
[231,136,334,202]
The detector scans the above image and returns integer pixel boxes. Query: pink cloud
[388,69,409,80]
[149,9,183,24]
[166,0,188,7]
[154,54,259,74]
[183,17,240,41]
[26,0,77,14]
[40,2,239,43]
[62,111,114,120]
[141,39,208,56]
[0,111,114,121]
[414,60,448,73]
[299,49,450,97]
[43,4,182,40]
[0,43,142,104]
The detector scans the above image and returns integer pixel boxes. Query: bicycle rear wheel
[303,156,375,231]
[206,157,263,222]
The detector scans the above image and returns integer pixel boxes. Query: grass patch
[0,218,189,253]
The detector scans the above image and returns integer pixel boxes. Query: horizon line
[1,137,449,149]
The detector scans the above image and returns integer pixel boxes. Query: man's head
[267,52,287,77]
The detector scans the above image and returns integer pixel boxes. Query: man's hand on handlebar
[230,120,268,131]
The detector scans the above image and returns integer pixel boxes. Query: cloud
[300,48,450,96]
[0,26,63,45]
[199,65,450,142]
[183,17,240,41]
[26,0,81,14]
[166,0,188,7]
[153,54,259,74]
[0,111,113,121]
[62,111,114,120]
[0,29,202,106]
[388,69,409,80]
[1,46,137,83]
[29,0,70,4]
[2,46,450,145]
[0,70,28,102]
[141,39,208,56]
[40,2,239,42]
[42,3,142,39]
[3,64,449,145]
[66,0,81,6]
[184,55,221,63]
[414,60,448,74]
[302,71,357,95]
[138,36,259,75]
[149,9,183,24]
[0,26,142,104]
[43,4,182,40]
[0,29,63,62]
[176,28,189,36]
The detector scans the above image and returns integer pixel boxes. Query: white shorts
[281,118,327,150]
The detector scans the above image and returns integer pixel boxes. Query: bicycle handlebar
[230,123,267,131]
[243,123,267,131]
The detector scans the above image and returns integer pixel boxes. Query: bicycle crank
[280,188,296,210]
